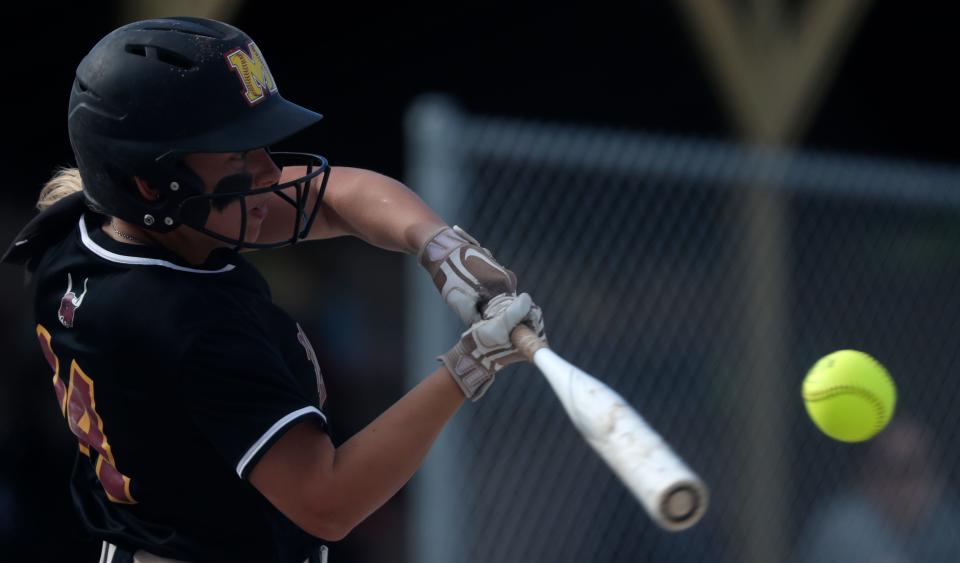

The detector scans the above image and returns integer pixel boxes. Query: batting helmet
[67,16,329,248]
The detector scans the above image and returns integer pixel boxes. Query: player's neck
[103,218,220,265]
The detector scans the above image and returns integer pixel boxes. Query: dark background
[2,1,958,561]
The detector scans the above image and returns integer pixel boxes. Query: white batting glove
[418,226,518,326]
[440,293,545,401]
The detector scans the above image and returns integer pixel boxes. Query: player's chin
[239,222,263,243]
[207,222,263,246]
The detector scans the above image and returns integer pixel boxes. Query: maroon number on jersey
[37,324,137,504]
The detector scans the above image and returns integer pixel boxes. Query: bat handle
[510,324,548,361]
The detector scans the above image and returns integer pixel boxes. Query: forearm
[324,365,465,527]
[321,166,447,254]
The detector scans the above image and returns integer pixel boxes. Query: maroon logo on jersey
[58,273,89,328]
[296,324,327,407]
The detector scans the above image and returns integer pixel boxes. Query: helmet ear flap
[143,160,210,230]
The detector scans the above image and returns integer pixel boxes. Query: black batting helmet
[68,16,329,248]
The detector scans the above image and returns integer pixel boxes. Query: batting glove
[440,293,545,401]
[418,226,518,326]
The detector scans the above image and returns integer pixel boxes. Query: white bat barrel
[531,347,709,531]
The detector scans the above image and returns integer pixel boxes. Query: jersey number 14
[37,324,137,504]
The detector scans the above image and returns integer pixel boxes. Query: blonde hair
[37,167,83,211]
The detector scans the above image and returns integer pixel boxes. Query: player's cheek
[205,203,243,237]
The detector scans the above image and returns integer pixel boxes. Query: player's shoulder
[35,213,270,330]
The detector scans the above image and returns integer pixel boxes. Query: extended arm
[260,166,521,325]
[258,166,446,253]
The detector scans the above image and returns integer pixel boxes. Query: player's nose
[248,148,282,187]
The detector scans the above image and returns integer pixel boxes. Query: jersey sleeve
[180,322,328,480]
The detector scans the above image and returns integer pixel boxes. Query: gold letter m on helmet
[225,42,278,106]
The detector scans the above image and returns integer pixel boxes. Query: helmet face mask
[68,16,327,249]
[176,151,330,249]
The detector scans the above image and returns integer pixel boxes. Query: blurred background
[4,1,960,562]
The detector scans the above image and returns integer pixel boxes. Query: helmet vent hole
[125,44,147,57]
[125,44,197,71]
[73,79,102,101]
[155,48,197,70]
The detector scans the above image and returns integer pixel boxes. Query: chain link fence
[404,95,960,563]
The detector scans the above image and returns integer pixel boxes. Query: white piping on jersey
[236,406,327,478]
[99,541,117,563]
[78,215,236,274]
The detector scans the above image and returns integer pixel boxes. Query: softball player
[2,16,543,563]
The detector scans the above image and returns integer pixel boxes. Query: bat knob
[661,484,706,527]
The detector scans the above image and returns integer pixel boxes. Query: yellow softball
[802,350,897,442]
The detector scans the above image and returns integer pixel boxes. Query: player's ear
[132,177,160,202]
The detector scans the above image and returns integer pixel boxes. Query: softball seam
[803,385,887,437]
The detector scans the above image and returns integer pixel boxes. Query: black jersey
[29,211,330,563]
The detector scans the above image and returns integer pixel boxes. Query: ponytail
[37,167,83,211]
